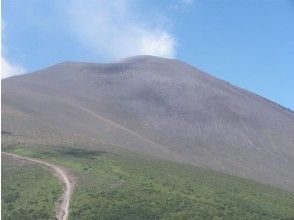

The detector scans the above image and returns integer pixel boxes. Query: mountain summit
[2,55,294,191]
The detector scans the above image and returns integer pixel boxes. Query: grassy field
[1,155,63,220]
[2,144,294,220]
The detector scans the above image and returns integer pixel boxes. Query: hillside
[2,154,62,219]
[2,55,294,191]
[2,145,294,219]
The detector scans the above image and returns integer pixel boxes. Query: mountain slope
[3,145,294,220]
[2,55,294,191]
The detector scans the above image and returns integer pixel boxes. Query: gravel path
[2,152,74,220]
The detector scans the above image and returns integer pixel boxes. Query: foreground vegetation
[2,155,62,220]
[3,144,294,219]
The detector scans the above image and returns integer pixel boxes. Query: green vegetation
[3,145,294,220]
[1,155,63,220]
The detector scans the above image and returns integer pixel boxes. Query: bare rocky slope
[2,55,294,191]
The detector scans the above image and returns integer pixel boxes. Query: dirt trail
[2,152,74,220]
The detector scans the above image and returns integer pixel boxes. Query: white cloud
[1,20,25,79]
[1,56,25,79]
[67,0,176,59]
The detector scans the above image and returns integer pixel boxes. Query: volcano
[2,55,294,191]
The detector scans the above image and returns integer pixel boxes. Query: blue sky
[2,0,294,109]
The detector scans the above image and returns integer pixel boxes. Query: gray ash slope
[2,55,294,191]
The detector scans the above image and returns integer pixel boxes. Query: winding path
[2,152,74,220]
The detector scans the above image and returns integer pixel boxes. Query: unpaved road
[2,152,74,220]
